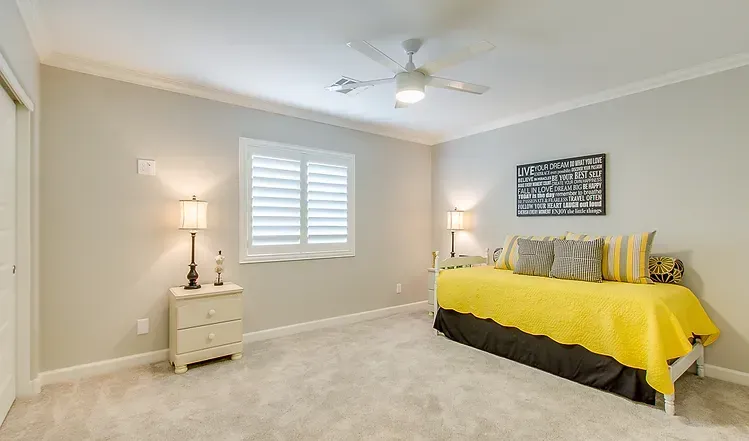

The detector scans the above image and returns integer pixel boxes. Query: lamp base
[450,230,456,258]
[184,260,201,290]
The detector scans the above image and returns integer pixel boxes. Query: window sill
[239,251,355,264]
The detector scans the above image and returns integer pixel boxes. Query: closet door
[0,86,17,425]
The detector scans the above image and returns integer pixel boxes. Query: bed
[430,251,720,416]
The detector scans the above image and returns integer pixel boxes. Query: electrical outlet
[137,318,150,335]
[396,283,402,294]
[137,159,156,176]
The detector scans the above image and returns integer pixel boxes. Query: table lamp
[446,208,465,258]
[179,195,208,289]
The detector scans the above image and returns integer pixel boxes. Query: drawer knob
[208,333,216,340]
[208,309,216,317]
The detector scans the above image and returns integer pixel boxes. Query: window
[239,138,355,263]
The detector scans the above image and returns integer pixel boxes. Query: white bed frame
[430,250,705,416]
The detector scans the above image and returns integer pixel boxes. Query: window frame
[239,138,356,264]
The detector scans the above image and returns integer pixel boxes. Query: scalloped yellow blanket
[437,266,719,395]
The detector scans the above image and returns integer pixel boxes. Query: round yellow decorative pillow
[648,256,684,284]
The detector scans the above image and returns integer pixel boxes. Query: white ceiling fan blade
[347,41,406,74]
[326,77,395,92]
[428,77,490,95]
[395,100,409,109]
[418,41,495,76]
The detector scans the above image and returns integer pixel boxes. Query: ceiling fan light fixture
[396,89,425,104]
[395,72,426,104]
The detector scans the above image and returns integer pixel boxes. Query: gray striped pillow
[551,238,605,282]
[514,238,555,277]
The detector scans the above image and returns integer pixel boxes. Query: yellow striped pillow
[565,231,656,284]
[495,235,563,270]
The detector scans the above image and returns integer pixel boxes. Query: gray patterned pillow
[514,239,555,277]
[551,238,604,282]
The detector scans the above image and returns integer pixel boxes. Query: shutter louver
[307,162,348,244]
[251,155,301,246]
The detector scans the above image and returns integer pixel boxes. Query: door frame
[0,52,37,397]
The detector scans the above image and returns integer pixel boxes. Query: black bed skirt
[434,308,656,405]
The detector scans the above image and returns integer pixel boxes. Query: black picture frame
[516,153,606,217]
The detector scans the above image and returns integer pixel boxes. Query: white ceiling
[19,0,749,144]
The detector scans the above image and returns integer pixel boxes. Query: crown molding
[434,51,749,145]
[41,52,439,145]
[15,0,51,60]
[44,50,749,147]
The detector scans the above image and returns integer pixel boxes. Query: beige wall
[432,66,749,373]
[1,0,41,378]
[40,66,432,371]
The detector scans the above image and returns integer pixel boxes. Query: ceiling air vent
[328,77,370,96]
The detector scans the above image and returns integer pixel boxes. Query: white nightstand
[168,283,244,374]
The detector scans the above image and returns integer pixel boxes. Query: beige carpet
[2,311,749,440]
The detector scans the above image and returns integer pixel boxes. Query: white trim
[38,350,169,386]
[243,301,427,343]
[0,51,34,111]
[0,51,37,398]
[15,0,52,60]
[15,379,39,398]
[38,51,749,147]
[704,364,749,387]
[42,53,437,145]
[14,108,33,397]
[241,252,355,264]
[38,301,427,386]
[436,52,749,144]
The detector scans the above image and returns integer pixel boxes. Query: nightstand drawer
[176,294,242,329]
[176,320,243,354]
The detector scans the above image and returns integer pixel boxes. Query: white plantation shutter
[307,162,348,245]
[240,139,355,263]
[251,155,301,246]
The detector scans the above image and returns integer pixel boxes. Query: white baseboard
[16,378,41,397]
[38,349,169,387]
[704,364,749,386]
[38,301,427,387]
[243,301,428,343]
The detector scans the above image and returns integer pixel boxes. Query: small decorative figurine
[214,250,225,286]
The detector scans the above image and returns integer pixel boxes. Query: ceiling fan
[328,38,495,108]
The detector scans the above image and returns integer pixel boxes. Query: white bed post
[664,393,675,416]
[695,337,706,378]
[664,338,705,416]
[432,251,440,317]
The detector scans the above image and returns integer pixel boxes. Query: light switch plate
[137,318,150,335]
[396,283,402,294]
[137,159,156,176]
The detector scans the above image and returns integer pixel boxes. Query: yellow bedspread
[437,266,719,395]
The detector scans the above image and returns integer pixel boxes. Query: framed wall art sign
[517,153,606,216]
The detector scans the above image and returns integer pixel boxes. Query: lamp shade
[179,195,208,230]
[446,208,465,231]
